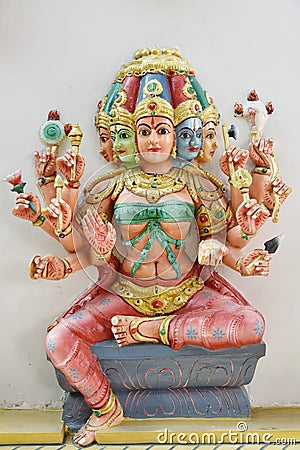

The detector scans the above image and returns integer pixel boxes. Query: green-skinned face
[110,124,137,167]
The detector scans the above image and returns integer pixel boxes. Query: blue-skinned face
[175,117,202,162]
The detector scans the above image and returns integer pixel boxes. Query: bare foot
[111,315,163,347]
[73,398,123,447]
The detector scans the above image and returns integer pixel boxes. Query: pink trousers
[45,272,264,410]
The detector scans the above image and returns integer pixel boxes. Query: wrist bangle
[235,256,244,274]
[55,222,72,238]
[64,180,80,189]
[32,209,47,227]
[92,247,111,261]
[252,167,271,175]
[239,226,256,240]
[61,258,73,278]
[99,211,109,225]
[38,174,56,186]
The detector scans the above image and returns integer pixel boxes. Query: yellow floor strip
[96,407,300,445]
[0,407,299,447]
[0,409,64,445]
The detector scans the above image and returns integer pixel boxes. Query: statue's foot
[111,315,164,346]
[73,398,123,447]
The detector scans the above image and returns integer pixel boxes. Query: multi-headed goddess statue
[7,47,291,446]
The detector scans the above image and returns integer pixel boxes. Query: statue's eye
[138,129,150,136]
[158,127,170,135]
[110,133,116,141]
[196,132,202,139]
[120,132,130,139]
[179,132,191,139]
[206,133,214,139]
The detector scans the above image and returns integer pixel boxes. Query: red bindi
[151,117,155,129]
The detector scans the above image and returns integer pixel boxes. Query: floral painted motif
[83,387,92,396]
[71,311,83,320]
[212,327,226,340]
[253,319,264,336]
[47,338,56,353]
[69,368,80,380]
[186,325,198,339]
[99,297,111,306]
[227,301,236,307]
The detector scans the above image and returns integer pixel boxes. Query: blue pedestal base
[51,340,265,431]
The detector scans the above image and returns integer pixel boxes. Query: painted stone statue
[6,47,291,447]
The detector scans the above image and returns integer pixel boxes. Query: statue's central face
[175,117,202,162]
[200,121,218,163]
[136,116,174,164]
[110,124,137,162]
[98,127,113,162]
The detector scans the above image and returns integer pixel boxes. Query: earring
[134,147,140,163]
[198,149,204,160]
[171,145,177,158]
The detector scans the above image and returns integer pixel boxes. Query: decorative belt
[112,274,203,316]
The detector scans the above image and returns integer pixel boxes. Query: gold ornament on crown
[115,46,195,83]
[95,95,110,130]
[134,79,174,123]
[174,99,203,126]
[109,106,135,130]
[200,103,219,126]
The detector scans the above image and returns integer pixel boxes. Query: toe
[111,316,120,326]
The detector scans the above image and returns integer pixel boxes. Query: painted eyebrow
[155,122,171,129]
[118,128,131,133]
[137,123,152,130]
[137,122,171,130]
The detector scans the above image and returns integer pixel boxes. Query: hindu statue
[6,47,291,447]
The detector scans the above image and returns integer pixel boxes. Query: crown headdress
[200,103,220,125]
[95,96,110,129]
[174,100,203,126]
[134,78,174,122]
[110,106,135,130]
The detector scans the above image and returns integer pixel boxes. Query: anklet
[93,390,116,417]
[159,315,175,345]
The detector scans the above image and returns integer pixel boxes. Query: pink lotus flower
[4,169,23,187]
[4,169,36,213]
[4,169,27,194]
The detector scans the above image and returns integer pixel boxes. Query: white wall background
[0,0,299,408]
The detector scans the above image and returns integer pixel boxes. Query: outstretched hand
[236,199,269,236]
[82,209,116,256]
[57,149,85,182]
[249,137,273,168]
[34,149,56,178]
[264,176,292,211]
[45,198,72,232]
[220,144,249,177]
[198,239,228,266]
[238,249,271,277]
[29,254,66,280]
[12,192,41,222]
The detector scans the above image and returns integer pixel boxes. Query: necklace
[123,168,186,203]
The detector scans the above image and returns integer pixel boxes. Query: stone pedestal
[51,340,265,431]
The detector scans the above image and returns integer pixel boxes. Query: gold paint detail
[112,275,203,316]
